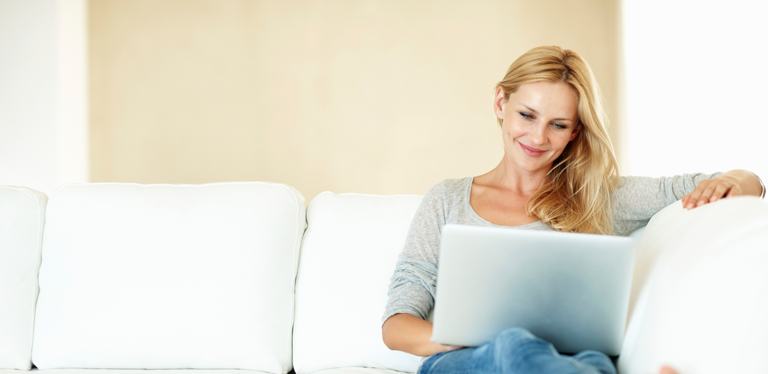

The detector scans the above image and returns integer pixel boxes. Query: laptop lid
[431,224,636,355]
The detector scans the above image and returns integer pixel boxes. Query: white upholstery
[2,180,765,374]
[0,370,405,374]
[309,368,414,374]
[0,187,47,370]
[619,197,768,374]
[0,369,408,374]
[0,371,258,374]
[293,192,423,374]
[32,183,305,372]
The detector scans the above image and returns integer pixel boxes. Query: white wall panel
[0,0,88,193]
[622,0,768,180]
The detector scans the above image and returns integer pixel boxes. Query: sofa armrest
[619,197,768,374]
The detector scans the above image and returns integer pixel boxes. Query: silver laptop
[431,224,637,356]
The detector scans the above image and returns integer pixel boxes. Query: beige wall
[90,0,618,202]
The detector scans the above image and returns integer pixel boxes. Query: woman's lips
[519,142,547,157]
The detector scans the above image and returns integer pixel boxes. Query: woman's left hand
[681,170,762,210]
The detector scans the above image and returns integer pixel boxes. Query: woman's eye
[551,123,567,130]
[519,112,533,120]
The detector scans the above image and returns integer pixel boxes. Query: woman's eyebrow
[521,104,574,122]
[520,104,539,114]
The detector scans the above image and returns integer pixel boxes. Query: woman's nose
[529,122,547,144]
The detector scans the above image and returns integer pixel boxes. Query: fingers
[684,177,742,210]
[681,193,691,207]
[442,344,464,352]
[726,181,743,198]
[683,179,711,209]
[659,366,678,374]
[707,179,732,202]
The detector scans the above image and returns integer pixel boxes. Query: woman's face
[494,81,580,176]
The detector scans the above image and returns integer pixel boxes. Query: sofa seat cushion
[32,182,305,372]
[0,371,262,374]
[310,368,415,374]
[0,186,47,370]
[0,369,410,374]
[619,197,768,374]
[293,192,423,374]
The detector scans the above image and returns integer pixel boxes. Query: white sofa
[1,182,766,374]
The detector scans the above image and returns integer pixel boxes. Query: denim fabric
[418,328,616,374]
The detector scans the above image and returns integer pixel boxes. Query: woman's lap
[418,328,616,374]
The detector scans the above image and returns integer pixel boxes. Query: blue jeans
[418,328,616,374]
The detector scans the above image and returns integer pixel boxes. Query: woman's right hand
[382,313,464,357]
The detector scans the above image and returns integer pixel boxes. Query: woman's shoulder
[415,177,473,214]
[423,177,472,200]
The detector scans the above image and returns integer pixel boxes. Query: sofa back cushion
[293,192,423,374]
[0,186,47,370]
[32,182,305,372]
[619,197,768,374]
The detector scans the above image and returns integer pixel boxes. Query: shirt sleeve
[382,181,448,324]
[611,172,722,236]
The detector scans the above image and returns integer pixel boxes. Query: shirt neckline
[463,176,546,229]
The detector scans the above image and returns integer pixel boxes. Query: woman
[381,46,765,374]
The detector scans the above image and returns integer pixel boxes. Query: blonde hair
[496,46,619,235]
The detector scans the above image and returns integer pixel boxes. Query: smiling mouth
[519,142,547,157]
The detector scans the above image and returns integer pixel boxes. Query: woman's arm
[610,173,719,236]
[382,180,459,353]
[681,169,764,209]
[382,313,462,357]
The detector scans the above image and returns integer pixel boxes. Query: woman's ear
[493,87,506,120]
[569,123,582,141]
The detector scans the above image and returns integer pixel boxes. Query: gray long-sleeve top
[383,174,719,324]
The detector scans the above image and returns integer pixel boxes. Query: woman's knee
[486,327,558,368]
[479,328,563,372]
[491,327,553,352]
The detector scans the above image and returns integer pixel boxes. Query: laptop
[430,224,637,356]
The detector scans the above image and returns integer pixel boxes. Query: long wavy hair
[496,46,619,235]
